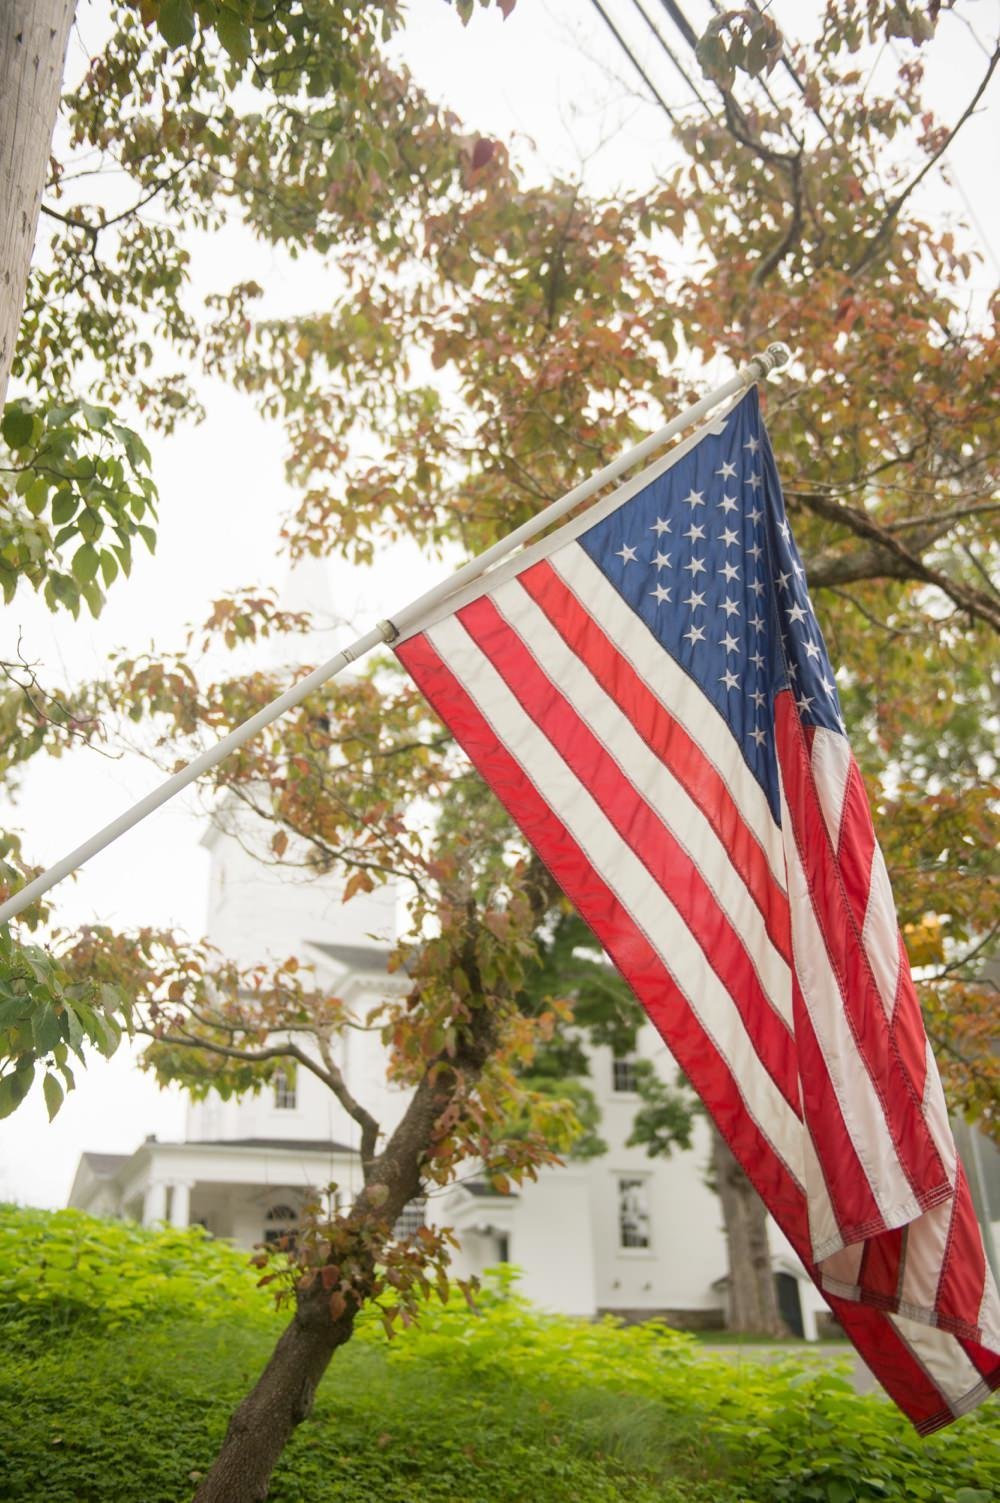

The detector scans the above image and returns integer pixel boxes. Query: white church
[69,791,834,1340]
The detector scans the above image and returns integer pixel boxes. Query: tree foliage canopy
[3,0,994,1129]
[0,2,997,1491]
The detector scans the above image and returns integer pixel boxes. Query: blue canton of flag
[578,387,844,820]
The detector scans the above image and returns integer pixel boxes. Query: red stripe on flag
[833,759,877,929]
[774,692,949,1213]
[857,1226,905,1304]
[960,1336,1000,1383]
[395,628,807,1237]
[890,952,930,1103]
[833,762,928,1100]
[826,1297,960,1434]
[457,594,801,1115]
[519,558,792,965]
[935,1164,988,1342]
[790,972,885,1242]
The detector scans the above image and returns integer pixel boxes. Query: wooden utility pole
[0,0,75,409]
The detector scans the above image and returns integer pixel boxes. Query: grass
[0,1314,726,1503]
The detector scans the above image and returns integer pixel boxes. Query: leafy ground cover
[0,1206,996,1502]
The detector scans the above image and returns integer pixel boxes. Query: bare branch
[39,160,194,238]
[796,491,1000,632]
[849,41,1000,279]
[313,1029,381,1174]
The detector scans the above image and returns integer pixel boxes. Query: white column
[800,1291,819,1342]
[142,1180,168,1226]
[169,1181,192,1229]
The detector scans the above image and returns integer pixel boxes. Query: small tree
[1,3,998,1496]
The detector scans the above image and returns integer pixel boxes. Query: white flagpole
[0,343,790,925]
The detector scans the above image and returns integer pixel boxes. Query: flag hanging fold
[393,386,1000,1433]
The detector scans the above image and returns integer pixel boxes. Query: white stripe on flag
[426,613,806,1185]
[801,1119,848,1260]
[920,1043,957,1179]
[489,577,794,1030]
[810,727,853,852]
[551,545,788,891]
[897,1198,958,1316]
[861,844,902,1022]
[979,1263,1000,1350]
[889,1311,986,1413]
[778,772,926,1251]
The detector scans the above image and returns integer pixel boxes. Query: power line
[627,0,713,113]
[586,0,682,125]
[742,0,837,144]
[655,0,699,51]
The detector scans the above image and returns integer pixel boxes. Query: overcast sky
[1,0,997,1209]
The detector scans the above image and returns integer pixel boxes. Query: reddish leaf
[471,138,495,172]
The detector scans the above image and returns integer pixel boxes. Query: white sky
[1,0,997,1208]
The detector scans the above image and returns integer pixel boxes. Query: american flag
[395,387,1000,1431]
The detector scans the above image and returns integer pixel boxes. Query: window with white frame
[612,1053,639,1094]
[392,1197,426,1242]
[263,1202,299,1246]
[617,1176,652,1250]
[272,1065,297,1110]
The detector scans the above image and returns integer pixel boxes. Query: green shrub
[0,1202,273,1336]
[0,1209,997,1503]
[368,1278,1000,1503]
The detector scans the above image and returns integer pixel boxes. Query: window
[273,1066,297,1111]
[618,1176,651,1250]
[264,1202,299,1247]
[392,1198,426,1242]
[612,1054,639,1094]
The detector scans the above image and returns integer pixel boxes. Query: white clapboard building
[69,798,835,1339]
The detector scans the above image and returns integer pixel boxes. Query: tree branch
[750,151,803,287]
[138,1024,346,1101]
[797,490,1000,631]
[39,160,195,238]
[849,41,1000,279]
[312,1028,381,1174]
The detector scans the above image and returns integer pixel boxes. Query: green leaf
[0,1063,35,1119]
[2,406,34,450]
[99,550,118,588]
[71,542,100,583]
[158,0,195,49]
[51,490,78,525]
[42,1071,64,1121]
[24,478,49,518]
[32,1004,64,1056]
[217,11,252,63]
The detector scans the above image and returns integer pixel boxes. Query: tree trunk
[194,968,501,1501]
[711,1124,788,1336]
[192,1293,358,1503]
[0,0,74,409]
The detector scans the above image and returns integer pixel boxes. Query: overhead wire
[586,0,683,125]
[739,0,838,146]
[595,0,998,287]
[626,0,713,112]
